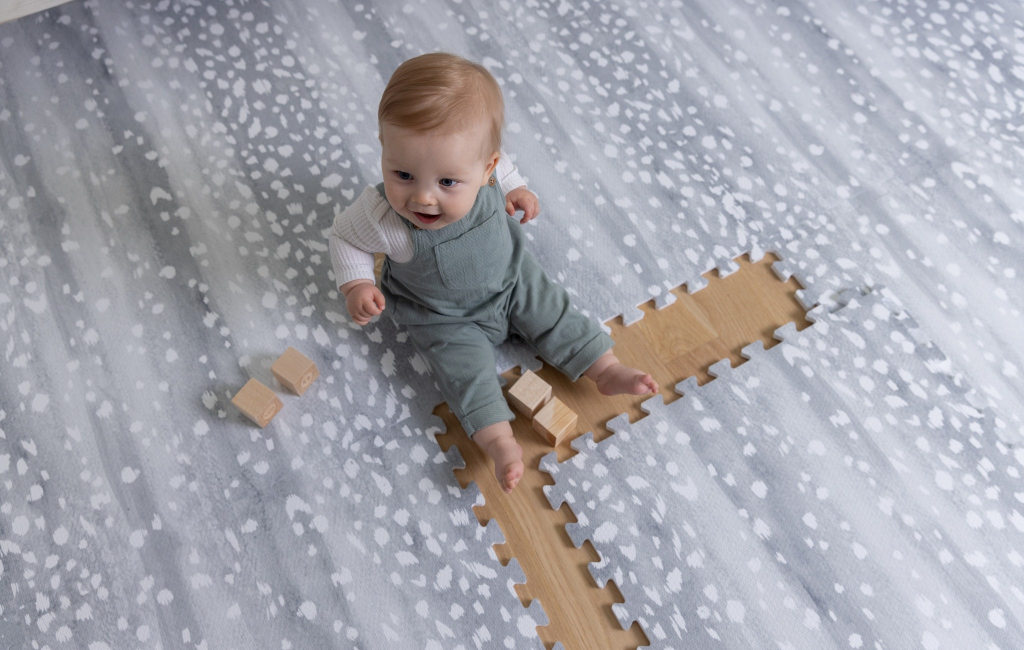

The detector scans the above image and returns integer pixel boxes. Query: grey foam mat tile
[0,416,548,648]
[1,0,1023,645]
[0,0,890,336]
[541,292,1024,649]
[835,167,1024,436]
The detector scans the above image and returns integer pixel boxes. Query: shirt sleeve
[496,147,527,195]
[328,186,414,289]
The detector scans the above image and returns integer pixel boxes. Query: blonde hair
[377,52,504,160]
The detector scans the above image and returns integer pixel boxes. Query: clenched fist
[504,185,540,224]
[343,280,385,326]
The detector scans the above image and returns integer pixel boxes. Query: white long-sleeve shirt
[328,151,526,290]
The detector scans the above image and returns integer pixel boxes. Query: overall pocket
[434,212,511,291]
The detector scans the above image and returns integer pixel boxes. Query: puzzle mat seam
[524,225,899,629]
[536,286,1001,637]
[412,241,805,644]
[421,236,876,642]
[535,287,867,634]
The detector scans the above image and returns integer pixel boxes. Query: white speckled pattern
[542,292,1023,648]
[1,0,1022,647]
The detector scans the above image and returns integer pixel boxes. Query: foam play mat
[1,1,1022,648]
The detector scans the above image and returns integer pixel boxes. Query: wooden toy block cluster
[507,370,578,446]
[231,346,319,428]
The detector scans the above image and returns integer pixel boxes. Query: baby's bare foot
[472,421,525,493]
[487,436,524,493]
[596,363,659,397]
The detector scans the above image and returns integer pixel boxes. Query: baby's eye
[395,171,412,181]
[439,178,457,188]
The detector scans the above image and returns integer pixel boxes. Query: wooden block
[231,378,282,428]
[271,346,319,396]
[507,370,552,417]
[532,397,578,446]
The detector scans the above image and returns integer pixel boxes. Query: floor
[437,253,811,649]
[1,1,1023,648]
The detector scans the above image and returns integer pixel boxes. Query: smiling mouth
[413,212,441,224]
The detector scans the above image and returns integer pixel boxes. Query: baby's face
[380,122,496,230]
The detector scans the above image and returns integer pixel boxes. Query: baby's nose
[412,190,436,207]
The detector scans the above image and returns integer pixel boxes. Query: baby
[329,52,658,493]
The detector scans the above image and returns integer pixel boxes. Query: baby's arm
[341,280,384,326]
[330,216,384,325]
[329,186,412,325]
[496,152,540,224]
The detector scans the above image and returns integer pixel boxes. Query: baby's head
[377,52,504,230]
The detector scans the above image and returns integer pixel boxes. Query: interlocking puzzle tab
[533,397,577,446]
[271,346,319,396]
[231,378,283,428]
[507,369,552,417]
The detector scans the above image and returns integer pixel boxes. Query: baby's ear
[482,150,500,183]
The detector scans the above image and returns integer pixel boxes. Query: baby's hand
[504,186,540,225]
[344,281,385,326]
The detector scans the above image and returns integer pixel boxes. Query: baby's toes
[504,461,525,493]
[644,375,660,393]
[633,373,656,395]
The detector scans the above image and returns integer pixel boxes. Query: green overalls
[378,175,614,436]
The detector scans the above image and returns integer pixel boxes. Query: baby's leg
[472,421,524,493]
[404,321,524,493]
[582,349,659,396]
[507,252,657,395]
